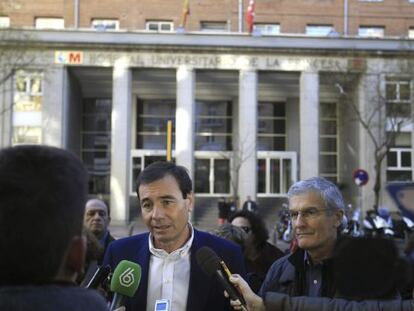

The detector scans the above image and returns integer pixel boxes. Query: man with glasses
[259,177,345,298]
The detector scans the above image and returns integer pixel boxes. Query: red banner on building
[246,0,255,34]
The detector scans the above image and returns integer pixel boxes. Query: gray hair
[287,177,345,211]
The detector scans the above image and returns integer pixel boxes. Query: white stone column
[299,71,319,179]
[357,73,382,210]
[238,69,257,202]
[176,66,195,179]
[110,64,132,224]
[42,67,67,147]
[0,74,13,148]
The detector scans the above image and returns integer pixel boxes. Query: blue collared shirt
[304,252,323,297]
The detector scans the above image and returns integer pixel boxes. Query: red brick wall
[1,0,414,36]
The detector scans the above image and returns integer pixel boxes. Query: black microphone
[195,246,246,307]
[85,265,111,289]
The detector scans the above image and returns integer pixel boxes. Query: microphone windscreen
[195,246,222,277]
[110,260,141,297]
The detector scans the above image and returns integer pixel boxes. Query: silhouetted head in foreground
[0,145,88,285]
[334,236,408,300]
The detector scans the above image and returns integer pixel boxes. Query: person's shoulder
[64,287,109,310]
[107,232,116,243]
[0,285,108,311]
[267,252,292,273]
[108,232,149,250]
[262,241,285,258]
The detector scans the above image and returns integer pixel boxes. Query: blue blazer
[103,228,246,311]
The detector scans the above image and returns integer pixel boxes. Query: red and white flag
[245,0,255,34]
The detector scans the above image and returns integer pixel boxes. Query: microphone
[195,246,246,307]
[109,260,142,311]
[85,265,111,289]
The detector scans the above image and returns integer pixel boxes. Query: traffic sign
[353,169,369,186]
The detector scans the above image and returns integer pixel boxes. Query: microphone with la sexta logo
[109,260,142,311]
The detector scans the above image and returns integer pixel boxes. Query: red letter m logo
[68,52,83,64]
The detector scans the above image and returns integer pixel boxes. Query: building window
[194,157,231,194]
[409,28,414,38]
[358,26,384,37]
[131,154,173,194]
[306,25,334,36]
[387,146,412,181]
[319,102,338,183]
[258,102,286,151]
[253,24,280,35]
[386,78,412,182]
[136,99,176,150]
[145,21,173,32]
[35,17,64,29]
[386,78,411,118]
[81,99,112,196]
[200,21,228,32]
[91,19,119,31]
[0,16,10,28]
[257,152,297,196]
[12,71,43,145]
[195,101,232,151]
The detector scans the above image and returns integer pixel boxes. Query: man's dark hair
[0,145,88,285]
[136,161,192,199]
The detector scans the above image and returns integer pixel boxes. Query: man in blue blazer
[103,161,246,311]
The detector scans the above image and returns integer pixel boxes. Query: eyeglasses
[240,226,251,234]
[287,208,333,221]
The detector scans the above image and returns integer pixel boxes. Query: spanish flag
[246,0,255,34]
[180,0,190,28]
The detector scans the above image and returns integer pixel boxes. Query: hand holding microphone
[109,260,141,311]
[228,274,265,311]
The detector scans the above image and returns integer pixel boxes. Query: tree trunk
[373,160,382,211]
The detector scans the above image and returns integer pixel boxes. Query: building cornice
[1,28,414,57]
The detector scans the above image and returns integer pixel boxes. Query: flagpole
[238,0,243,32]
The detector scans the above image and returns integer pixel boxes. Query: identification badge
[154,299,170,311]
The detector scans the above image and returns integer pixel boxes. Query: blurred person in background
[84,198,115,264]
[217,196,231,225]
[230,210,284,292]
[243,195,258,213]
[77,227,104,287]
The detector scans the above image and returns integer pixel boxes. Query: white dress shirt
[146,224,194,311]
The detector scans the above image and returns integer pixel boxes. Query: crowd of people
[1,144,414,311]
